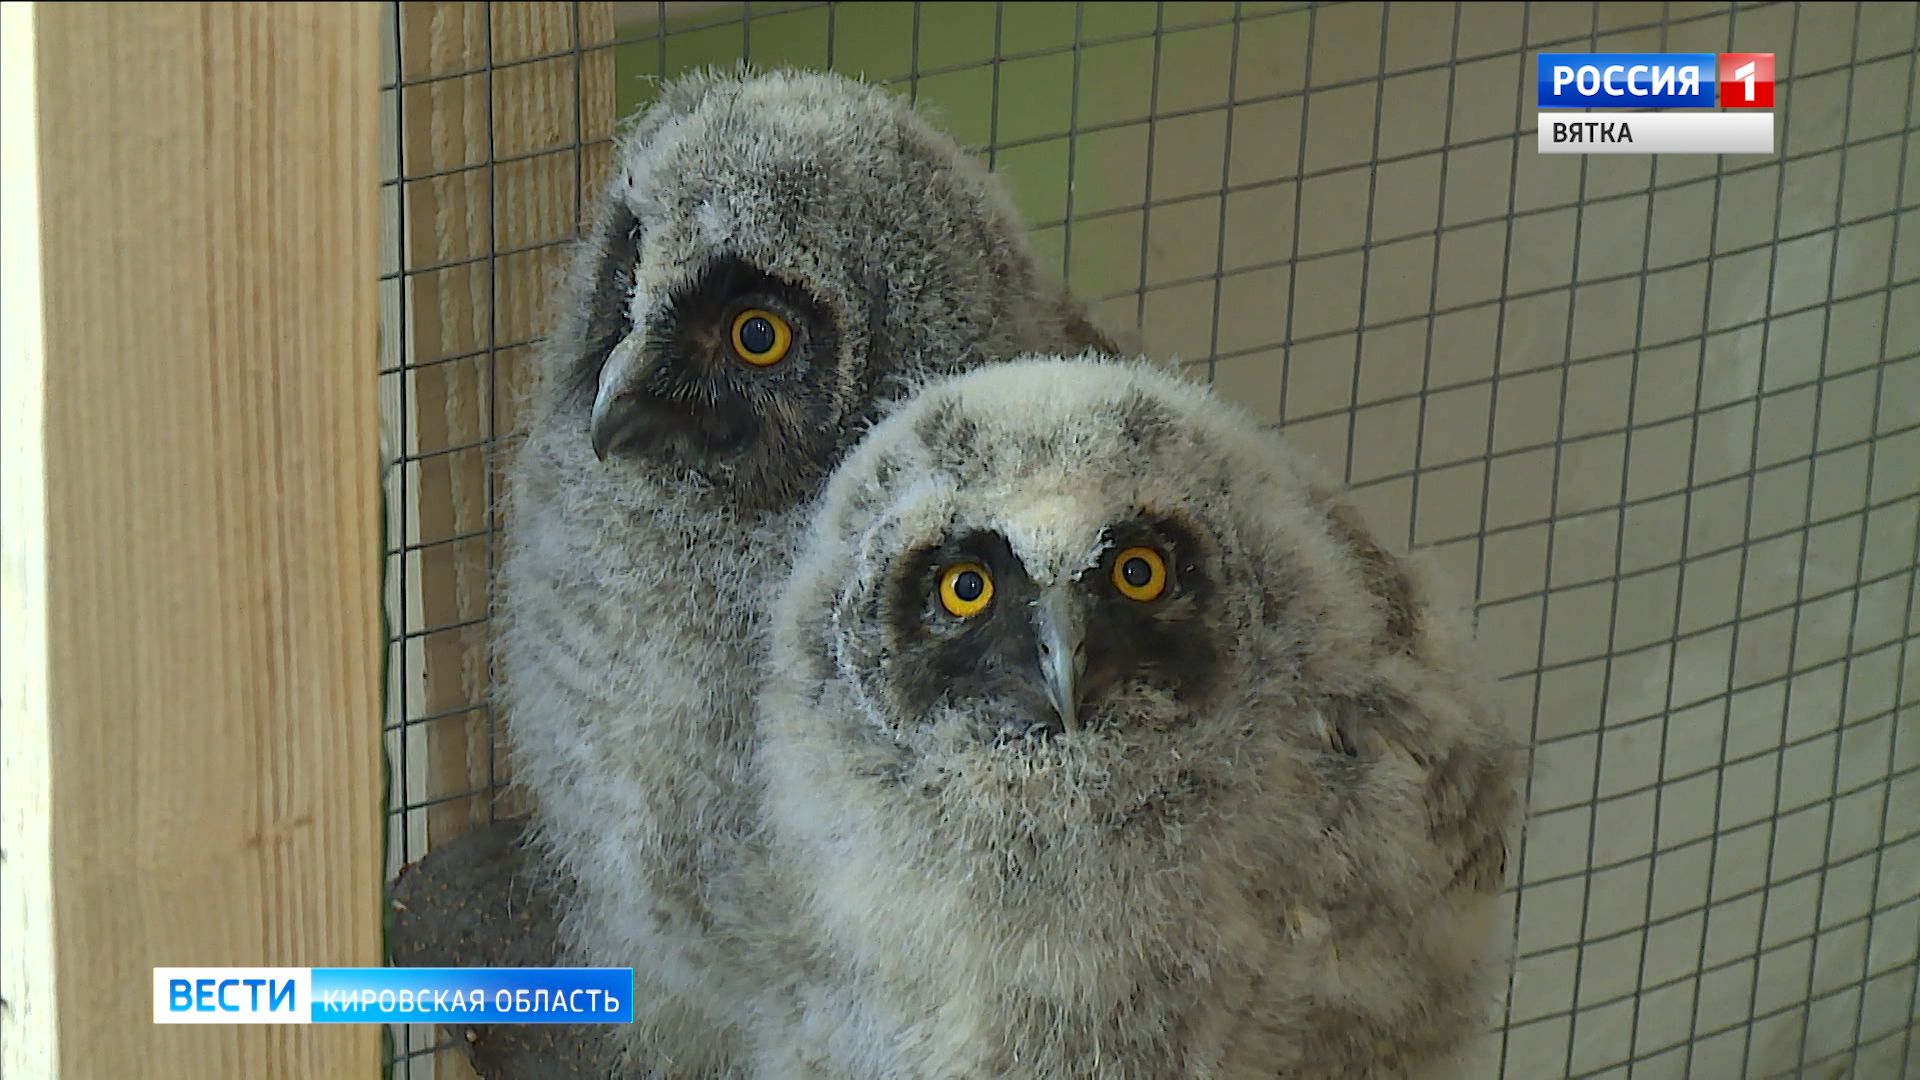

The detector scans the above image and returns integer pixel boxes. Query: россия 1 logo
[1536,51,1776,156]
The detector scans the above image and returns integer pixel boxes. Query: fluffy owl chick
[750,357,1524,1079]
[496,68,1114,1076]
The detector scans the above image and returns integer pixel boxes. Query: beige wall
[1051,5,1919,1076]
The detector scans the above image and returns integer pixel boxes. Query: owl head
[759,357,1520,1072]
[532,67,1108,511]
[766,356,1499,851]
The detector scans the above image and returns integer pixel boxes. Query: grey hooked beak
[1033,586,1087,733]
[589,335,648,462]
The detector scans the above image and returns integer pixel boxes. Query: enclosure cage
[10,1,1912,1077]
[372,2,1920,1077]
[367,1,1920,1077]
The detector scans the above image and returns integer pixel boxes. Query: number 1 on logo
[1734,61,1757,102]
[1717,53,1775,109]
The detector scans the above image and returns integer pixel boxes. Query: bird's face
[551,69,1072,513]
[880,513,1225,744]
[768,360,1515,971]
[584,242,845,504]
[787,358,1382,824]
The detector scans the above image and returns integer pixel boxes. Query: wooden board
[390,0,618,845]
[1,4,384,1076]
[384,4,618,1075]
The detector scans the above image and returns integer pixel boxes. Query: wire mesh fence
[378,2,1920,1076]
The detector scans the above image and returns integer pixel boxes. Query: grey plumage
[748,356,1525,1079]
[495,68,1114,1076]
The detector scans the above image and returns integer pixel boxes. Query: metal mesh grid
[377,3,1920,1076]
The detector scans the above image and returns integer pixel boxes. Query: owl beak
[589,336,647,462]
[1034,586,1087,733]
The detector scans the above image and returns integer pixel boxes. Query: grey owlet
[494,68,1115,1075]
[749,356,1525,1079]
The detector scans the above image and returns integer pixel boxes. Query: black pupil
[739,315,776,354]
[952,570,984,603]
[1122,557,1154,588]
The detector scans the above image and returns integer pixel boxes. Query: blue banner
[1538,52,1718,109]
[155,966,635,1025]
[306,967,634,1024]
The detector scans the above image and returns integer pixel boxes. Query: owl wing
[1052,286,1126,356]
[1315,688,1516,901]
[1423,728,1519,896]
[1309,490,1521,900]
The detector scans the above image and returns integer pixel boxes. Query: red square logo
[1719,52,1776,109]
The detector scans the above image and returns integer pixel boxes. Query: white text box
[1536,112,1774,155]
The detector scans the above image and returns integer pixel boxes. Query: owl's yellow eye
[730,308,792,367]
[1111,546,1168,602]
[938,562,994,618]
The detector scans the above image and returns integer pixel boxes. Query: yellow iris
[938,562,994,618]
[730,308,793,367]
[1111,546,1168,602]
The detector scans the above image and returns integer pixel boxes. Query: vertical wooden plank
[1,4,61,1076]
[396,1,496,869]
[393,0,618,847]
[386,3,616,1075]
[4,4,385,1077]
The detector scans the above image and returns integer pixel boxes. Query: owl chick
[495,68,1114,1076]
[749,357,1524,1079]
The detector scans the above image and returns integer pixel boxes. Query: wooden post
[382,3,616,1074]
[387,0,616,848]
[1,4,384,1078]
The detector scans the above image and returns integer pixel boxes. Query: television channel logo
[1536,51,1776,156]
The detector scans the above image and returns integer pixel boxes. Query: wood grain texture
[14,4,384,1076]
[391,0,617,846]
[383,5,616,1075]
